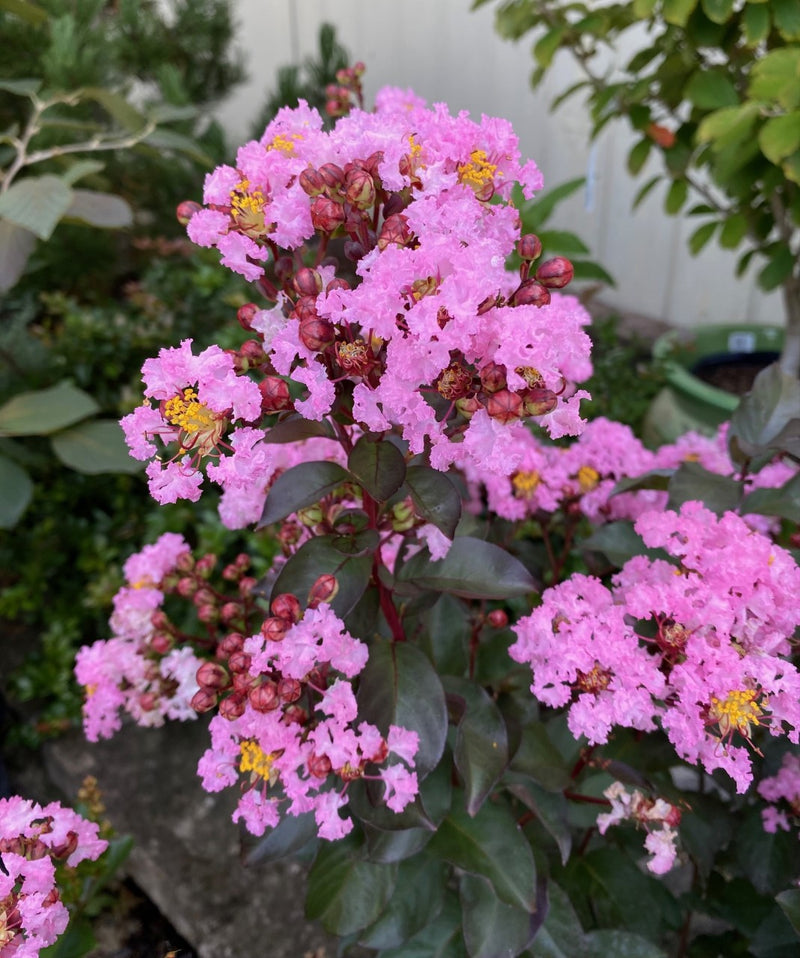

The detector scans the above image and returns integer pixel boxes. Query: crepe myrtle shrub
[40,80,800,958]
[476,0,800,378]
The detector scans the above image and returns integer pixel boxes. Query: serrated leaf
[244,811,316,866]
[269,532,376,618]
[357,641,448,779]
[348,435,407,501]
[0,381,98,436]
[686,70,739,109]
[306,832,398,936]
[359,855,449,949]
[460,873,538,958]
[759,113,800,165]
[667,461,742,514]
[445,677,509,816]
[404,464,461,538]
[0,217,36,292]
[396,537,536,599]
[64,189,132,229]
[429,795,537,912]
[51,420,142,474]
[258,460,350,526]
[0,175,73,239]
[0,454,33,528]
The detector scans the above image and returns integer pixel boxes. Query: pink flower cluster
[197,601,419,840]
[75,533,202,741]
[596,782,682,875]
[0,797,107,956]
[510,502,800,792]
[179,87,593,476]
[758,753,800,835]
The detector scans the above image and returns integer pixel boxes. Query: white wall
[216,0,785,331]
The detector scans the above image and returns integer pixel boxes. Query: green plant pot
[643,324,784,445]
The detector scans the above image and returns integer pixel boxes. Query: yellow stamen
[164,388,216,434]
[512,470,541,500]
[267,132,303,155]
[408,134,422,159]
[239,740,277,783]
[458,149,498,192]
[709,689,764,739]
[577,465,600,493]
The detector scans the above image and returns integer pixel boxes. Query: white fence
[217,0,785,332]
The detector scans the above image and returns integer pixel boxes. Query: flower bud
[536,256,574,289]
[283,704,308,725]
[480,361,507,394]
[197,661,230,690]
[176,552,195,574]
[274,255,294,285]
[308,574,339,608]
[249,680,279,712]
[219,633,245,657]
[523,387,558,417]
[237,302,259,331]
[195,553,217,577]
[456,396,481,420]
[228,650,252,674]
[222,563,240,581]
[311,195,346,233]
[344,238,368,262]
[278,677,302,703]
[487,609,509,628]
[232,671,255,691]
[509,278,551,308]
[378,212,412,250]
[138,692,159,712]
[193,587,216,607]
[261,616,289,642]
[237,339,267,370]
[238,576,256,597]
[150,633,173,655]
[518,234,543,262]
[326,277,351,294]
[294,267,324,297]
[299,315,335,352]
[485,389,523,424]
[319,162,345,190]
[190,687,219,713]
[176,200,202,225]
[219,691,247,721]
[259,376,292,413]
[344,167,376,209]
[177,576,197,598]
[391,500,416,532]
[299,167,326,196]
[307,753,332,778]
[272,593,302,623]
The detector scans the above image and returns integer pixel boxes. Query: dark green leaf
[527,882,585,958]
[0,454,33,528]
[534,27,566,69]
[663,0,700,26]
[244,811,317,865]
[359,854,449,949]
[262,415,333,443]
[306,832,398,936]
[519,178,585,231]
[611,469,674,496]
[627,139,652,176]
[664,179,688,215]
[582,930,667,957]
[80,88,147,132]
[571,261,616,285]
[269,532,375,618]
[689,220,717,255]
[735,807,800,895]
[0,175,73,239]
[510,781,571,865]
[460,873,537,958]
[418,594,470,675]
[581,521,665,567]
[508,724,571,793]
[143,127,213,164]
[0,76,42,95]
[396,537,536,599]
[0,381,98,436]
[64,189,133,229]
[773,0,800,39]
[718,212,748,249]
[742,3,771,45]
[776,889,800,937]
[429,795,537,912]
[348,434,407,501]
[686,70,739,108]
[380,892,465,958]
[404,465,461,538]
[364,824,433,863]
[0,218,36,292]
[51,419,142,474]
[358,641,448,778]
[445,677,509,816]
[535,230,589,255]
[258,461,350,526]
[39,917,96,957]
[729,363,800,458]
[741,472,800,523]
[700,0,734,24]
[758,245,795,291]
[667,461,742,514]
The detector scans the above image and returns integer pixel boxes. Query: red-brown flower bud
[278,677,302,703]
[480,361,507,394]
[150,633,173,655]
[272,593,302,623]
[299,167,326,196]
[237,338,267,369]
[311,195,346,233]
[299,315,335,352]
[510,278,551,308]
[261,616,289,643]
[319,162,345,190]
[487,609,509,628]
[237,302,259,331]
[485,389,523,424]
[176,576,197,597]
[193,587,215,608]
[138,692,159,712]
[536,256,574,289]
[238,576,257,597]
[518,234,543,262]
[195,553,216,577]
[283,704,308,725]
[196,661,230,691]
[176,200,202,225]
[308,574,339,609]
[191,688,219,713]
[249,680,279,712]
[344,168,376,210]
[197,604,218,623]
[307,753,332,778]
[219,691,247,721]
[326,277,351,294]
[228,650,252,674]
[523,387,558,417]
[259,376,292,412]
[294,267,323,297]
[456,396,481,420]
[218,632,245,657]
[220,602,241,625]
[378,212,413,250]
[274,255,294,285]
[175,552,195,574]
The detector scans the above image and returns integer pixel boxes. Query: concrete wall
[215,0,785,332]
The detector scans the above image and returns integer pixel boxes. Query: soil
[690,351,780,396]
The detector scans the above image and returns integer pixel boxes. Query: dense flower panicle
[511,503,800,792]
[0,797,108,956]
[758,753,800,834]
[75,534,202,742]
[198,604,418,840]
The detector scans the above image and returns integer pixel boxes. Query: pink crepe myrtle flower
[758,753,800,834]
[596,782,681,875]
